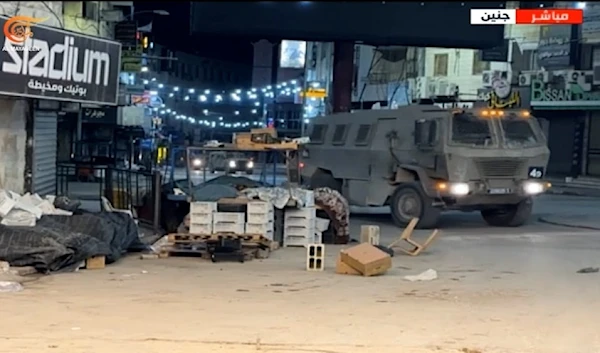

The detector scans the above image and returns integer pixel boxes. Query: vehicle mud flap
[390,183,440,229]
[480,198,533,227]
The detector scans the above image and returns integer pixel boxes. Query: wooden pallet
[167,233,266,243]
[158,245,259,261]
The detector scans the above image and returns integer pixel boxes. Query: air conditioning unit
[558,70,593,90]
[482,71,494,87]
[518,73,532,86]
[414,77,436,99]
[482,70,510,87]
[436,81,458,96]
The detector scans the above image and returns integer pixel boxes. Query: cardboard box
[335,252,361,275]
[340,243,391,276]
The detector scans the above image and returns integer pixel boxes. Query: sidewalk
[545,176,600,197]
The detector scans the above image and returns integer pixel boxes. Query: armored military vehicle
[301,105,550,229]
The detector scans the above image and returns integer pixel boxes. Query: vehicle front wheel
[390,183,440,229]
[480,198,533,227]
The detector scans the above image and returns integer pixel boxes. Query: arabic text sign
[516,9,583,25]
[0,16,121,105]
[486,90,520,109]
[471,9,583,25]
[537,25,572,69]
[470,9,516,25]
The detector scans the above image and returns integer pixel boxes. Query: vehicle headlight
[228,160,236,168]
[192,158,202,167]
[523,181,544,195]
[247,161,254,168]
[449,182,469,196]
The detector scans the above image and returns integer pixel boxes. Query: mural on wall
[482,78,521,109]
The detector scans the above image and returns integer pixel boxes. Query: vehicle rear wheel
[480,198,533,227]
[309,169,341,192]
[390,183,440,229]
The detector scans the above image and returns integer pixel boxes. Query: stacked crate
[213,212,245,234]
[284,207,316,247]
[189,201,217,234]
[245,201,274,240]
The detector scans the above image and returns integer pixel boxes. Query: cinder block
[306,244,325,271]
[307,244,325,258]
[360,225,380,245]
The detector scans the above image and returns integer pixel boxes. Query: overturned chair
[388,218,439,256]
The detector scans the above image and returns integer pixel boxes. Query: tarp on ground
[0,212,146,272]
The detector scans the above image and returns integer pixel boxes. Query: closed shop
[530,76,600,177]
[32,103,59,196]
[0,17,121,195]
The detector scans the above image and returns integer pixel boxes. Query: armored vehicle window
[332,124,348,145]
[451,113,493,146]
[501,117,538,147]
[310,124,327,144]
[355,124,372,145]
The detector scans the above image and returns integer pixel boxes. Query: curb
[538,216,600,231]
[546,188,600,197]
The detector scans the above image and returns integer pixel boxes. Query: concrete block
[360,225,380,245]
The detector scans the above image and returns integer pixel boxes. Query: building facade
[0,1,123,195]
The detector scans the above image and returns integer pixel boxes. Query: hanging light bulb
[173,86,179,91]
[188,88,195,93]
[199,95,207,102]
[158,83,164,88]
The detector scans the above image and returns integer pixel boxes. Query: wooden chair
[388,218,439,256]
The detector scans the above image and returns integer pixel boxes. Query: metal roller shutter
[33,110,58,196]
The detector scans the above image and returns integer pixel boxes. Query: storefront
[0,16,121,195]
[530,78,600,178]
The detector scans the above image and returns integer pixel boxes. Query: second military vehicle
[301,105,551,229]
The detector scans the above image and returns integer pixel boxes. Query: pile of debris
[0,190,73,226]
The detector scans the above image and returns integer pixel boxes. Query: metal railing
[56,162,162,232]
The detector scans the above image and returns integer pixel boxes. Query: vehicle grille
[476,160,523,178]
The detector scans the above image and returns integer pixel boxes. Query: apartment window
[82,2,99,21]
[472,51,491,75]
[522,50,539,71]
[433,54,448,76]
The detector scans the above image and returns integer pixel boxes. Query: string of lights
[138,75,304,129]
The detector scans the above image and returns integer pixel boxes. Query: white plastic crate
[190,201,217,213]
[284,235,312,247]
[263,230,274,240]
[285,217,316,228]
[245,222,274,235]
[189,212,213,224]
[247,211,274,224]
[213,212,245,224]
[247,201,273,214]
[189,223,212,235]
[285,207,316,219]
[284,226,315,238]
[315,217,330,232]
[213,222,245,234]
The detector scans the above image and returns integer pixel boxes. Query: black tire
[390,183,440,229]
[309,169,341,192]
[481,198,533,227]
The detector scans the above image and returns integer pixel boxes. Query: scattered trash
[577,267,599,274]
[0,261,9,273]
[403,269,438,282]
[0,281,24,292]
[71,327,81,331]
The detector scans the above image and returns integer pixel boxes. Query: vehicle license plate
[488,188,511,194]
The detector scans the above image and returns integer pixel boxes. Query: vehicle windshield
[451,113,494,146]
[500,115,539,148]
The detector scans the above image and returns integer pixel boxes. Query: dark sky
[133,1,254,65]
